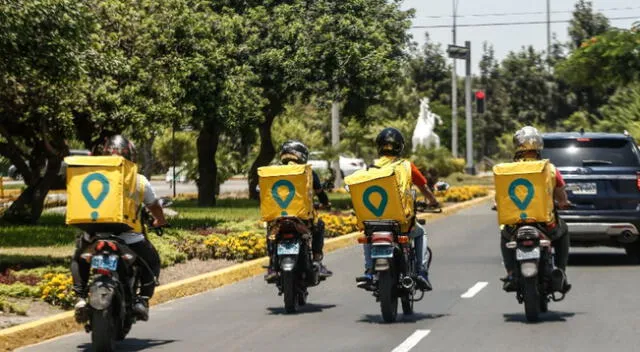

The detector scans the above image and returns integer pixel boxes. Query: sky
[401,0,639,74]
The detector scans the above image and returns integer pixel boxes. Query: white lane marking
[460,281,489,298]
[391,329,431,352]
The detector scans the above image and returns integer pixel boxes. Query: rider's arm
[313,171,330,207]
[141,175,168,227]
[410,163,438,205]
[553,170,571,209]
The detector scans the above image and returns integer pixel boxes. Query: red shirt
[555,169,565,188]
[410,162,427,187]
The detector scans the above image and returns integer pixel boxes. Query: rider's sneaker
[133,297,150,321]
[416,271,433,291]
[74,298,89,324]
[501,275,517,292]
[316,262,333,278]
[264,268,279,283]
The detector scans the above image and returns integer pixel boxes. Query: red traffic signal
[475,90,485,113]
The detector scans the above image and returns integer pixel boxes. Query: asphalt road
[19,202,640,351]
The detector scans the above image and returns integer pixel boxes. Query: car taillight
[637,172,640,191]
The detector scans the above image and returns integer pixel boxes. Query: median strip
[1,193,493,352]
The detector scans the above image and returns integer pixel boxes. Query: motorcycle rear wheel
[379,270,398,323]
[91,309,117,352]
[401,293,413,315]
[283,271,298,314]
[523,277,541,322]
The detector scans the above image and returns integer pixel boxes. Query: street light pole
[464,40,475,175]
[172,122,176,198]
[451,0,458,158]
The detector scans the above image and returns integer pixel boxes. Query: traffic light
[475,90,485,114]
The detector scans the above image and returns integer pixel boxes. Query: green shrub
[411,146,464,178]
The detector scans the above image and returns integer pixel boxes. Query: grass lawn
[0,194,351,271]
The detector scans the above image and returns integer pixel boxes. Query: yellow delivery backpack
[258,164,314,222]
[493,159,556,225]
[65,156,144,233]
[344,158,414,232]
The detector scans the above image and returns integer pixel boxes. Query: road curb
[2,193,492,351]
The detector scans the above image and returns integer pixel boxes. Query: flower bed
[434,185,489,203]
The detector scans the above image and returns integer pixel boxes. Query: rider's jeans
[363,222,429,273]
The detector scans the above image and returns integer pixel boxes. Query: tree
[176,4,263,206]
[568,0,610,50]
[0,0,95,223]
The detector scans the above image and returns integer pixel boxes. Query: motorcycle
[266,210,326,313]
[79,198,171,351]
[357,218,427,323]
[503,222,566,322]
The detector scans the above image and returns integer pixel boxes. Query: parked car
[307,152,366,178]
[541,132,640,262]
[165,166,188,183]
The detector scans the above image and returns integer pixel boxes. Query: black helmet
[280,140,309,165]
[376,127,405,156]
[102,135,137,162]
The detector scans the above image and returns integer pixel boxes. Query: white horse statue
[412,98,443,151]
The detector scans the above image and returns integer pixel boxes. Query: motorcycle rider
[264,140,333,282]
[72,135,167,323]
[356,127,440,291]
[499,126,572,293]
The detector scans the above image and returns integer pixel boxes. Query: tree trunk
[140,136,155,179]
[197,125,220,207]
[2,157,62,224]
[248,115,276,200]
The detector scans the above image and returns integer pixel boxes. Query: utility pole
[546,0,551,62]
[451,0,458,158]
[464,41,475,175]
[331,100,341,188]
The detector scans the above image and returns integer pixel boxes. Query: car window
[541,139,640,167]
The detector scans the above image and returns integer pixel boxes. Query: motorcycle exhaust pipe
[401,276,414,289]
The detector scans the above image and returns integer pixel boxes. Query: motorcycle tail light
[96,241,105,251]
[107,242,118,251]
[636,172,640,191]
[281,233,295,239]
[121,253,135,264]
[80,253,93,263]
[521,240,535,247]
[506,241,517,249]
[397,236,409,244]
[96,268,111,276]
[517,226,540,239]
[540,240,551,247]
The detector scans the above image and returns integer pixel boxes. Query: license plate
[566,182,597,195]
[277,242,300,255]
[371,245,394,259]
[91,255,119,271]
[516,247,540,260]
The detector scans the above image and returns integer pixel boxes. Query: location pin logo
[508,178,535,220]
[363,186,388,217]
[81,173,110,221]
[271,180,296,216]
